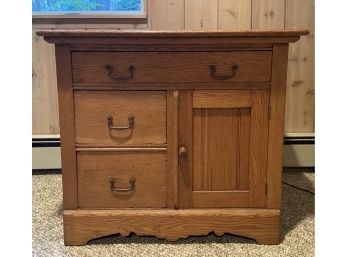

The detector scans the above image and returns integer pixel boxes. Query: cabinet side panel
[266,44,289,209]
[248,90,270,207]
[55,45,77,209]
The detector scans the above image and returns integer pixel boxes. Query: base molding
[64,208,280,245]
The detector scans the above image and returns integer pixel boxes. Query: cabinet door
[178,90,270,208]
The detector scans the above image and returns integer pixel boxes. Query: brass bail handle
[107,115,135,130]
[105,64,134,81]
[109,177,136,192]
[210,64,238,80]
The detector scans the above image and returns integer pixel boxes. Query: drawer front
[77,151,167,208]
[74,91,166,146]
[72,51,272,84]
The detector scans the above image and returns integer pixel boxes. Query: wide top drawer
[72,51,272,85]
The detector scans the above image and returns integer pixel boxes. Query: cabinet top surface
[38,29,309,46]
[37,29,308,38]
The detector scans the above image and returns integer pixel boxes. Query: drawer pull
[107,115,135,130]
[105,64,134,81]
[109,177,136,192]
[210,64,238,80]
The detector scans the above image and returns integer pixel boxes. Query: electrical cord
[282,181,315,195]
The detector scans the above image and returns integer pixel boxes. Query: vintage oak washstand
[37,29,308,245]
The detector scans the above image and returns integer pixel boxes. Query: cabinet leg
[64,228,90,246]
[255,233,280,245]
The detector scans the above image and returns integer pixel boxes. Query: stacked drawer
[74,90,167,209]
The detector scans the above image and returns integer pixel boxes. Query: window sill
[32,0,148,29]
[33,11,147,19]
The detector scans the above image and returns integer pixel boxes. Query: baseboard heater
[32,135,61,170]
[32,133,314,170]
[283,133,314,167]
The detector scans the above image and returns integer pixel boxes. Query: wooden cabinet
[37,29,308,246]
[179,90,269,209]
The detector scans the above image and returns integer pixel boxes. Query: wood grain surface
[149,0,185,30]
[37,29,308,38]
[193,108,240,192]
[186,89,269,208]
[252,0,286,29]
[166,90,179,209]
[192,191,249,208]
[248,90,270,207]
[32,30,59,134]
[55,45,78,210]
[218,0,252,30]
[193,107,251,193]
[74,91,166,147]
[64,209,280,245]
[72,51,272,84]
[266,44,289,209]
[77,151,167,208]
[285,0,315,132]
[193,90,252,108]
[178,90,193,209]
[237,108,251,190]
[185,0,218,30]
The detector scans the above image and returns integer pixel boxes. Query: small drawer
[72,51,272,85]
[77,151,167,208]
[74,91,166,147]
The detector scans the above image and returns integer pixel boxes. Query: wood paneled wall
[32,29,59,134]
[32,0,314,135]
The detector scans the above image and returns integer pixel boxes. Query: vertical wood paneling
[252,0,285,29]
[218,0,252,29]
[284,0,315,132]
[33,0,314,135]
[32,30,59,135]
[185,0,218,30]
[148,0,185,30]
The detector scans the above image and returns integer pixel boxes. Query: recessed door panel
[178,90,269,208]
[193,108,251,192]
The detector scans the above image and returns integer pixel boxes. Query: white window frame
[32,0,147,19]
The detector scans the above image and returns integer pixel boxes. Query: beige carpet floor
[32,168,314,257]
